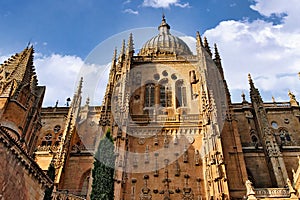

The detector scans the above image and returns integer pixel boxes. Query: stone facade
[35,92,101,199]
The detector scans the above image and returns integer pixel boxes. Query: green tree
[43,162,55,200]
[90,129,115,200]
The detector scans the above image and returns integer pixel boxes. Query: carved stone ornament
[138,137,146,145]
[187,136,195,144]
[182,187,194,200]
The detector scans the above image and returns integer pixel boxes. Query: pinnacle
[203,37,212,57]
[214,43,221,60]
[196,31,203,47]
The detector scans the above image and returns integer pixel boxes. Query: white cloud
[34,54,83,106]
[174,2,190,8]
[34,53,109,107]
[123,8,139,15]
[230,3,237,7]
[180,36,196,54]
[203,0,300,102]
[142,0,190,8]
[123,0,131,4]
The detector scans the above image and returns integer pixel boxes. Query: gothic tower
[100,15,233,200]
[0,46,45,155]
[0,46,52,199]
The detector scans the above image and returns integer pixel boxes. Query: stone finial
[241,92,247,103]
[158,14,170,33]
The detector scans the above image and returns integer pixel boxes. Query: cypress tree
[43,162,55,200]
[90,129,115,200]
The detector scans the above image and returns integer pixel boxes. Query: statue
[287,178,296,194]
[288,90,299,106]
[245,180,255,196]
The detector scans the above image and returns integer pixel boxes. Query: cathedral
[0,16,300,200]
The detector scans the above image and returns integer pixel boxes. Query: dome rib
[138,16,192,56]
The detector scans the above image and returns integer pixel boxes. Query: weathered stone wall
[0,141,47,200]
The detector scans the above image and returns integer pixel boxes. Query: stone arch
[79,169,91,196]
[158,78,172,107]
[278,127,291,143]
[41,132,53,146]
[175,79,187,108]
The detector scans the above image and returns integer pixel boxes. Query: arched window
[80,169,91,196]
[144,83,155,107]
[176,80,187,107]
[55,134,63,146]
[41,133,52,146]
[159,79,172,107]
[279,129,291,142]
[251,135,258,143]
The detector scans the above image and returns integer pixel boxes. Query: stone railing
[130,114,200,123]
[254,188,290,198]
[264,102,291,108]
[52,190,86,200]
[71,144,95,153]
[132,55,198,62]
[35,145,60,152]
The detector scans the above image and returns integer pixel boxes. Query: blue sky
[0,0,263,57]
[0,0,299,106]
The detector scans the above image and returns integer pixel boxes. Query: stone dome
[138,16,192,56]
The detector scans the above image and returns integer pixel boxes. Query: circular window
[284,119,289,124]
[153,73,160,80]
[162,70,168,77]
[54,125,61,133]
[171,73,177,80]
[271,121,278,129]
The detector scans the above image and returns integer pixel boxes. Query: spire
[76,77,83,96]
[118,40,125,62]
[158,14,170,35]
[248,74,255,90]
[214,43,221,61]
[0,46,37,97]
[203,37,212,57]
[54,77,83,184]
[109,49,118,80]
[126,33,134,56]
[248,73,263,104]
[196,31,203,47]
[112,47,117,63]
[69,76,83,108]
[213,43,224,77]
